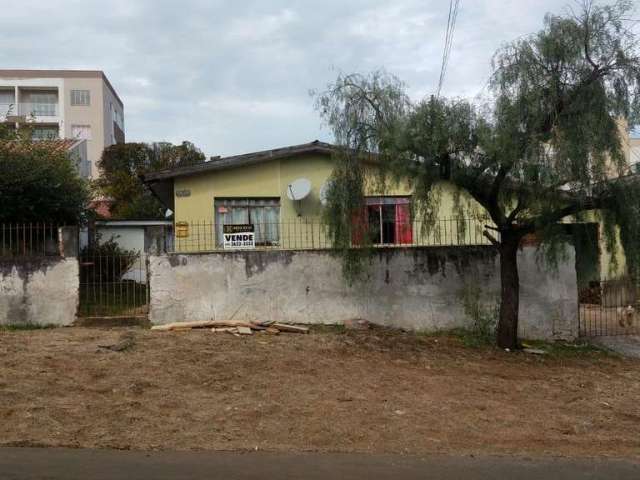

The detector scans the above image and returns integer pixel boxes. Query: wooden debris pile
[151,320,309,336]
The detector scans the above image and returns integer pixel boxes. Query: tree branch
[483,230,500,246]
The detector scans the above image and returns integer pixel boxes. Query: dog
[617,305,636,328]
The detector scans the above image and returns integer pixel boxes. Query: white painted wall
[149,246,579,341]
[0,258,79,327]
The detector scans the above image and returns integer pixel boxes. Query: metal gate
[77,251,149,323]
[579,279,640,337]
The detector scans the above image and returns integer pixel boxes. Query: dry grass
[1,326,639,458]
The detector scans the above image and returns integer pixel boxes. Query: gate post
[144,226,167,255]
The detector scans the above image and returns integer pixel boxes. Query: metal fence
[170,217,495,253]
[0,223,61,257]
[579,278,640,336]
[78,251,149,319]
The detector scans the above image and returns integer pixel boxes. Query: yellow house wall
[171,153,493,251]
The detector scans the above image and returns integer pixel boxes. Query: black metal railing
[77,252,149,319]
[579,278,640,336]
[169,217,495,253]
[0,223,61,258]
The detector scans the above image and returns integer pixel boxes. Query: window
[215,198,280,246]
[0,91,14,116]
[27,93,57,116]
[71,124,91,140]
[353,197,412,245]
[70,90,90,106]
[31,126,59,141]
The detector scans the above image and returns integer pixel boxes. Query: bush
[461,284,499,346]
[81,234,140,284]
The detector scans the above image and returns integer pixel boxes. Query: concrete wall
[149,245,578,341]
[0,258,79,327]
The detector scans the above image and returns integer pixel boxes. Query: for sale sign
[223,224,255,249]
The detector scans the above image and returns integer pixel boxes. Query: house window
[70,90,90,106]
[71,124,91,140]
[354,197,412,245]
[215,198,280,246]
[31,126,59,141]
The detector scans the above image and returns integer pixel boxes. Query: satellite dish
[287,178,312,201]
[319,181,331,206]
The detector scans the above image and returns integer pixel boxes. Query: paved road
[592,335,640,359]
[1,448,639,479]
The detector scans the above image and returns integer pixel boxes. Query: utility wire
[437,0,461,98]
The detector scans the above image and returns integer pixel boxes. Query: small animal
[617,305,636,328]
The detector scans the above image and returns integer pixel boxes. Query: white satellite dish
[287,178,312,201]
[319,181,331,206]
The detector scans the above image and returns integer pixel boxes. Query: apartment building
[0,69,124,178]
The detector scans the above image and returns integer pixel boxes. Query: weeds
[0,323,57,331]
[461,284,499,346]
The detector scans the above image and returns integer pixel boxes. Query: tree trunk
[497,234,520,349]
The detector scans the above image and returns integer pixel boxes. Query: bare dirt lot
[1,326,639,458]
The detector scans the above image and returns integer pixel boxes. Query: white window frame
[71,124,92,140]
[70,90,90,106]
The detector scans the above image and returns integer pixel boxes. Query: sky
[1,0,582,157]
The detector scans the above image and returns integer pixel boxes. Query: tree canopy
[96,141,205,219]
[316,0,640,348]
[0,125,88,224]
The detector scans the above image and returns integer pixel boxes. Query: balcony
[18,102,58,117]
[0,103,16,120]
[0,102,59,122]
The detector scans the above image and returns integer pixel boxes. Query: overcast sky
[1,0,579,157]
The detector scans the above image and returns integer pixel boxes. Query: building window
[70,90,90,106]
[353,197,413,245]
[26,93,57,116]
[0,90,15,113]
[215,198,280,246]
[71,124,92,140]
[31,126,59,141]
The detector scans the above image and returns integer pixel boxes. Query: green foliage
[315,1,640,347]
[461,284,499,346]
[0,323,57,331]
[97,141,205,219]
[600,180,640,275]
[0,141,88,224]
[81,234,139,284]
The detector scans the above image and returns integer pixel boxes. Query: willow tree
[317,0,640,349]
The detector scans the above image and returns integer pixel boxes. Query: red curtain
[395,203,412,244]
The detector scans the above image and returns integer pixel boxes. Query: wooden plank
[151,320,255,331]
[273,323,309,334]
[237,327,253,335]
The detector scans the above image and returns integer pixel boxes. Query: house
[88,220,174,254]
[143,140,490,252]
[0,69,125,178]
[79,219,174,284]
[145,138,639,285]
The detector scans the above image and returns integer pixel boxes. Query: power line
[437,0,461,98]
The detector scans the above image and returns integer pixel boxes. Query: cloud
[0,0,569,157]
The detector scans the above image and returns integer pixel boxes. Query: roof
[0,138,85,155]
[0,69,123,107]
[95,220,173,227]
[143,140,336,182]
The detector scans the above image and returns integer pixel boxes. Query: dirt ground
[1,326,639,458]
